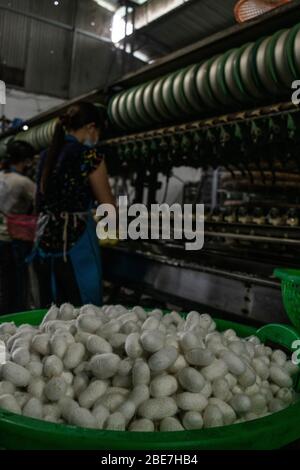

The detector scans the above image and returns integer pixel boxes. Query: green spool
[143,80,161,123]
[28,127,38,150]
[208,55,229,106]
[44,122,50,146]
[37,124,46,149]
[196,58,219,109]
[133,83,153,126]
[266,30,285,94]
[173,67,191,114]
[293,28,300,78]
[126,87,144,129]
[162,73,183,119]
[183,64,205,113]
[47,119,57,146]
[118,90,136,129]
[152,76,171,120]
[256,36,281,95]
[273,29,296,88]
[267,29,290,89]
[224,48,250,104]
[36,124,46,150]
[216,50,237,106]
[286,23,300,79]
[238,42,265,100]
[36,125,44,150]
[109,93,127,130]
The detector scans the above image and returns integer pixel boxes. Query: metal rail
[204,231,300,245]
[114,244,281,288]
[102,101,298,145]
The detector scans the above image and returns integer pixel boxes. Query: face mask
[83,138,96,148]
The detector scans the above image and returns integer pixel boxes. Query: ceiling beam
[112,0,300,88]
[119,0,200,45]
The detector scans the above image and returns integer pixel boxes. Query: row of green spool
[16,119,57,151]
[108,23,300,131]
[1,23,300,156]
[0,119,57,159]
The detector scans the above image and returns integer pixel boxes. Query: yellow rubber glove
[99,228,119,247]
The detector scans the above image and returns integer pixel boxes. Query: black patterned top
[36,135,103,253]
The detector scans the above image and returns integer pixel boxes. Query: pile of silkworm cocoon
[0,304,298,432]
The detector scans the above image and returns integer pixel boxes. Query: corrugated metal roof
[0,9,29,69]
[0,0,239,98]
[0,0,142,98]
[25,19,72,98]
[125,0,238,61]
[0,0,31,14]
[69,34,141,97]
[31,0,75,25]
[76,0,113,39]
[0,0,75,25]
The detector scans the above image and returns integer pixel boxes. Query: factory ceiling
[0,0,142,99]
[119,0,238,62]
[0,0,238,99]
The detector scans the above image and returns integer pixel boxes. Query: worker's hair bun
[59,102,105,131]
[59,105,79,129]
[59,113,70,128]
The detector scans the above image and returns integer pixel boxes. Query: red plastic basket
[234,0,291,23]
[6,214,38,242]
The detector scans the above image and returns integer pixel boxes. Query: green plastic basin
[0,309,300,450]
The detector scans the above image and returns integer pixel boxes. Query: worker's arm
[90,160,118,243]
[89,159,115,207]
[23,177,37,213]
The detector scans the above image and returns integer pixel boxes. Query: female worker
[0,140,36,314]
[35,102,115,307]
